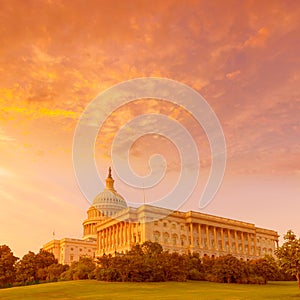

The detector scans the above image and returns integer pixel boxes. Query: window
[163,222,167,227]
[70,248,74,251]
[218,241,222,249]
[180,225,184,230]
[172,224,176,229]
[70,255,74,261]
[79,248,82,252]
[163,233,169,244]
[153,231,160,242]
[172,236,176,246]
[154,221,158,226]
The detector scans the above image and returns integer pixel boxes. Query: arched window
[172,234,178,245]
[153,231,160,242]
[163,232,169,244]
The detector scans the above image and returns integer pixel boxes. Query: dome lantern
[91,167,127,217]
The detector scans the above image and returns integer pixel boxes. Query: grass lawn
[0,280,299,300]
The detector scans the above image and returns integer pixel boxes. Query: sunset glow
[0,0,299,257]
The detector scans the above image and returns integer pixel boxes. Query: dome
[92,167,127,217]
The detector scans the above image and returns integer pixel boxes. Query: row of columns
[95,221,277,257]
[193,223,255,255]
[188,223,276,256]
[98,221,143,253]
[84,223,95,235]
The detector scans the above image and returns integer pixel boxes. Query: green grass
[0,281,299,300]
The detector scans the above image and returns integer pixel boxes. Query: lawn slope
[0,280,299,300]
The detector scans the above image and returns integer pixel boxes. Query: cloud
[226,70,241,80]
[0,167,15,179]
[243,27,269,48]
[1,106,79,119]
[0,127,15,142]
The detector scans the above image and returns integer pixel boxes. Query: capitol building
[43,168,279,265]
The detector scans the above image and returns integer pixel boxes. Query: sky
[0,0,299,258]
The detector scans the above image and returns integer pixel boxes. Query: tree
[0,245,18,287]
[211,254,244,283]
[15,251,37,283]
[160,252,188,281]
[47,264,68,281]
[35,249,58,281]
[250,255,280,284]
[276,230,300,288]
[61,257,96,280]
[141,241,163,256]
[35,249,57,270]
[15,249,58,283]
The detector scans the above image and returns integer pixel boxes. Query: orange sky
[0,0,299,257]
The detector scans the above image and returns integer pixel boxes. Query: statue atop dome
[105,166,115,191]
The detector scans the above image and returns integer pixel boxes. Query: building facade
[95,205,279,260]
[43,238,96,265]
[44,168,279,263]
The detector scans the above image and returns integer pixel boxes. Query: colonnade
[95,221,278,257]
[84,223,96,236]
[97,221,142,254]
[185,223,276,256]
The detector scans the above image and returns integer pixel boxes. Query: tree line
[0,247,68,288]
[1,230,299,288]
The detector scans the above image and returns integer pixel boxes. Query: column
[234,231,238,253]
[105,228,108,252]
[99,230,102,251]
[190,223,194,249]
[221,228,225,251]
[198,224,202,248]
[111,226,114,250]
[247,233,251,255]
[96,231,99,250]
[115,225,118,247]
[228,229,231,253]
[254,234,257,256]
[213,227,217,250]
[111,227,113,249]
[120,224,122,246]
[241,232,245,254]
[129,223,132,246]
[114,224,117,248]
[206,225,210,249]
[125,223,128,246]
[124,222,126,245]
[110,227,113,249]
[102,231,105,253]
